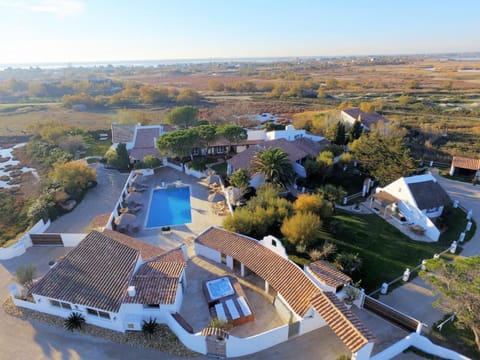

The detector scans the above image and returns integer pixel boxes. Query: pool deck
[122,167,226,248]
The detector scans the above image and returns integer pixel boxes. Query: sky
[0,0,479,64]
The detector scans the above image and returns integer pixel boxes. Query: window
[86,308,110,320]
[98,311,110,319]
[143,304,160,309]
[60,302,72,310]
[49,300,72,310]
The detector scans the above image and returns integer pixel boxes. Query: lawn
[438,206,476,246]
[323,211,448,293]
[429,315,479,359]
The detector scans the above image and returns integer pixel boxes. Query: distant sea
[0,57,303,71]
[1,54,479,71]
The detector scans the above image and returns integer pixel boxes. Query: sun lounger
[214,303,227,322]
[237,297,251,316]
[225,299,240,320]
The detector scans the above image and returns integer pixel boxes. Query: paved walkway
[431,169,480,256]
[47,164,129,233]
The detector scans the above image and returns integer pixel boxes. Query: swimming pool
[145,186,192,228]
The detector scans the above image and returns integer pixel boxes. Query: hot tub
[205,277,234,302]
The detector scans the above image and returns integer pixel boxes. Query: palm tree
[64,312,86,332]
[142,317,160,339]
[250,147,294,188]
[335,252,362,275]
[319,184,346,215]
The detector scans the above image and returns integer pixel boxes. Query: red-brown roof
[195,227,373,353]
[31,231,140,312]
[31,231,182,312]
[130,127,161,160]
[103,229,166,260]
[452,156,480,171]
[227,138,316,171]
[342,107,389,129]
[311,292,374,353]
[128,248,186,305]
[308,260,352,289]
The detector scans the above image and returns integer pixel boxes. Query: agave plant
[64,312,86,332]
[142,317,160,339]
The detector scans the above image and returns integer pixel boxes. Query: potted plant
[343,282,361,308]
[161,226,171,234]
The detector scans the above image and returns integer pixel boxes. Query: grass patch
[438,206,476,244]
[429,315,479,359]
[324,211,447,292]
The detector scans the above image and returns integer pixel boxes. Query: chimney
[127,286,136,297]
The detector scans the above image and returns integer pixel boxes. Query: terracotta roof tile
[195,227,373,353]
[30,231,184,313]
[227,138,313,171]
[129,248,186,305]
[195,227,318,317]
[452,156,480,171]
[103,229,166,260]
[311,292,374,353]
[30,231,139,312]
[130,127,161,160]
[308,261,352,288]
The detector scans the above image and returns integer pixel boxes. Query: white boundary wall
[165,314,207,354]
[370,333,470,360]
[227,325,289,357]
[0,219,50,260]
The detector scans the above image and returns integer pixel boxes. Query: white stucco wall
[226,325,289,357]
[0,219,50,260]
[195,243,221,263]
[369,333,469,360]
[60,233,86,247]
[166,314,207,354]
[299,307,327,334]
[274,293,299,323]
[26,294,125,332]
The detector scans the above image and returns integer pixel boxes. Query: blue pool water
[146,186,192,228]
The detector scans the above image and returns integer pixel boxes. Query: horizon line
[1,51,480,68]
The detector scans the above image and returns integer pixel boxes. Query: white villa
[12,230,187,332]
[11,226,375,359]
[371,174,451,241]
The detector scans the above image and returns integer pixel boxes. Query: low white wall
[166,314,207,355]
[0,219,50,260]
[60,233,86,247]
[226,324,289,357]
[106,171,136,230]
[184,166,205,179]
[370,333,470,360]
[164,161,183,172]
[195,243,221,263]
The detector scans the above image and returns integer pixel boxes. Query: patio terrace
[179,254,287,338]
